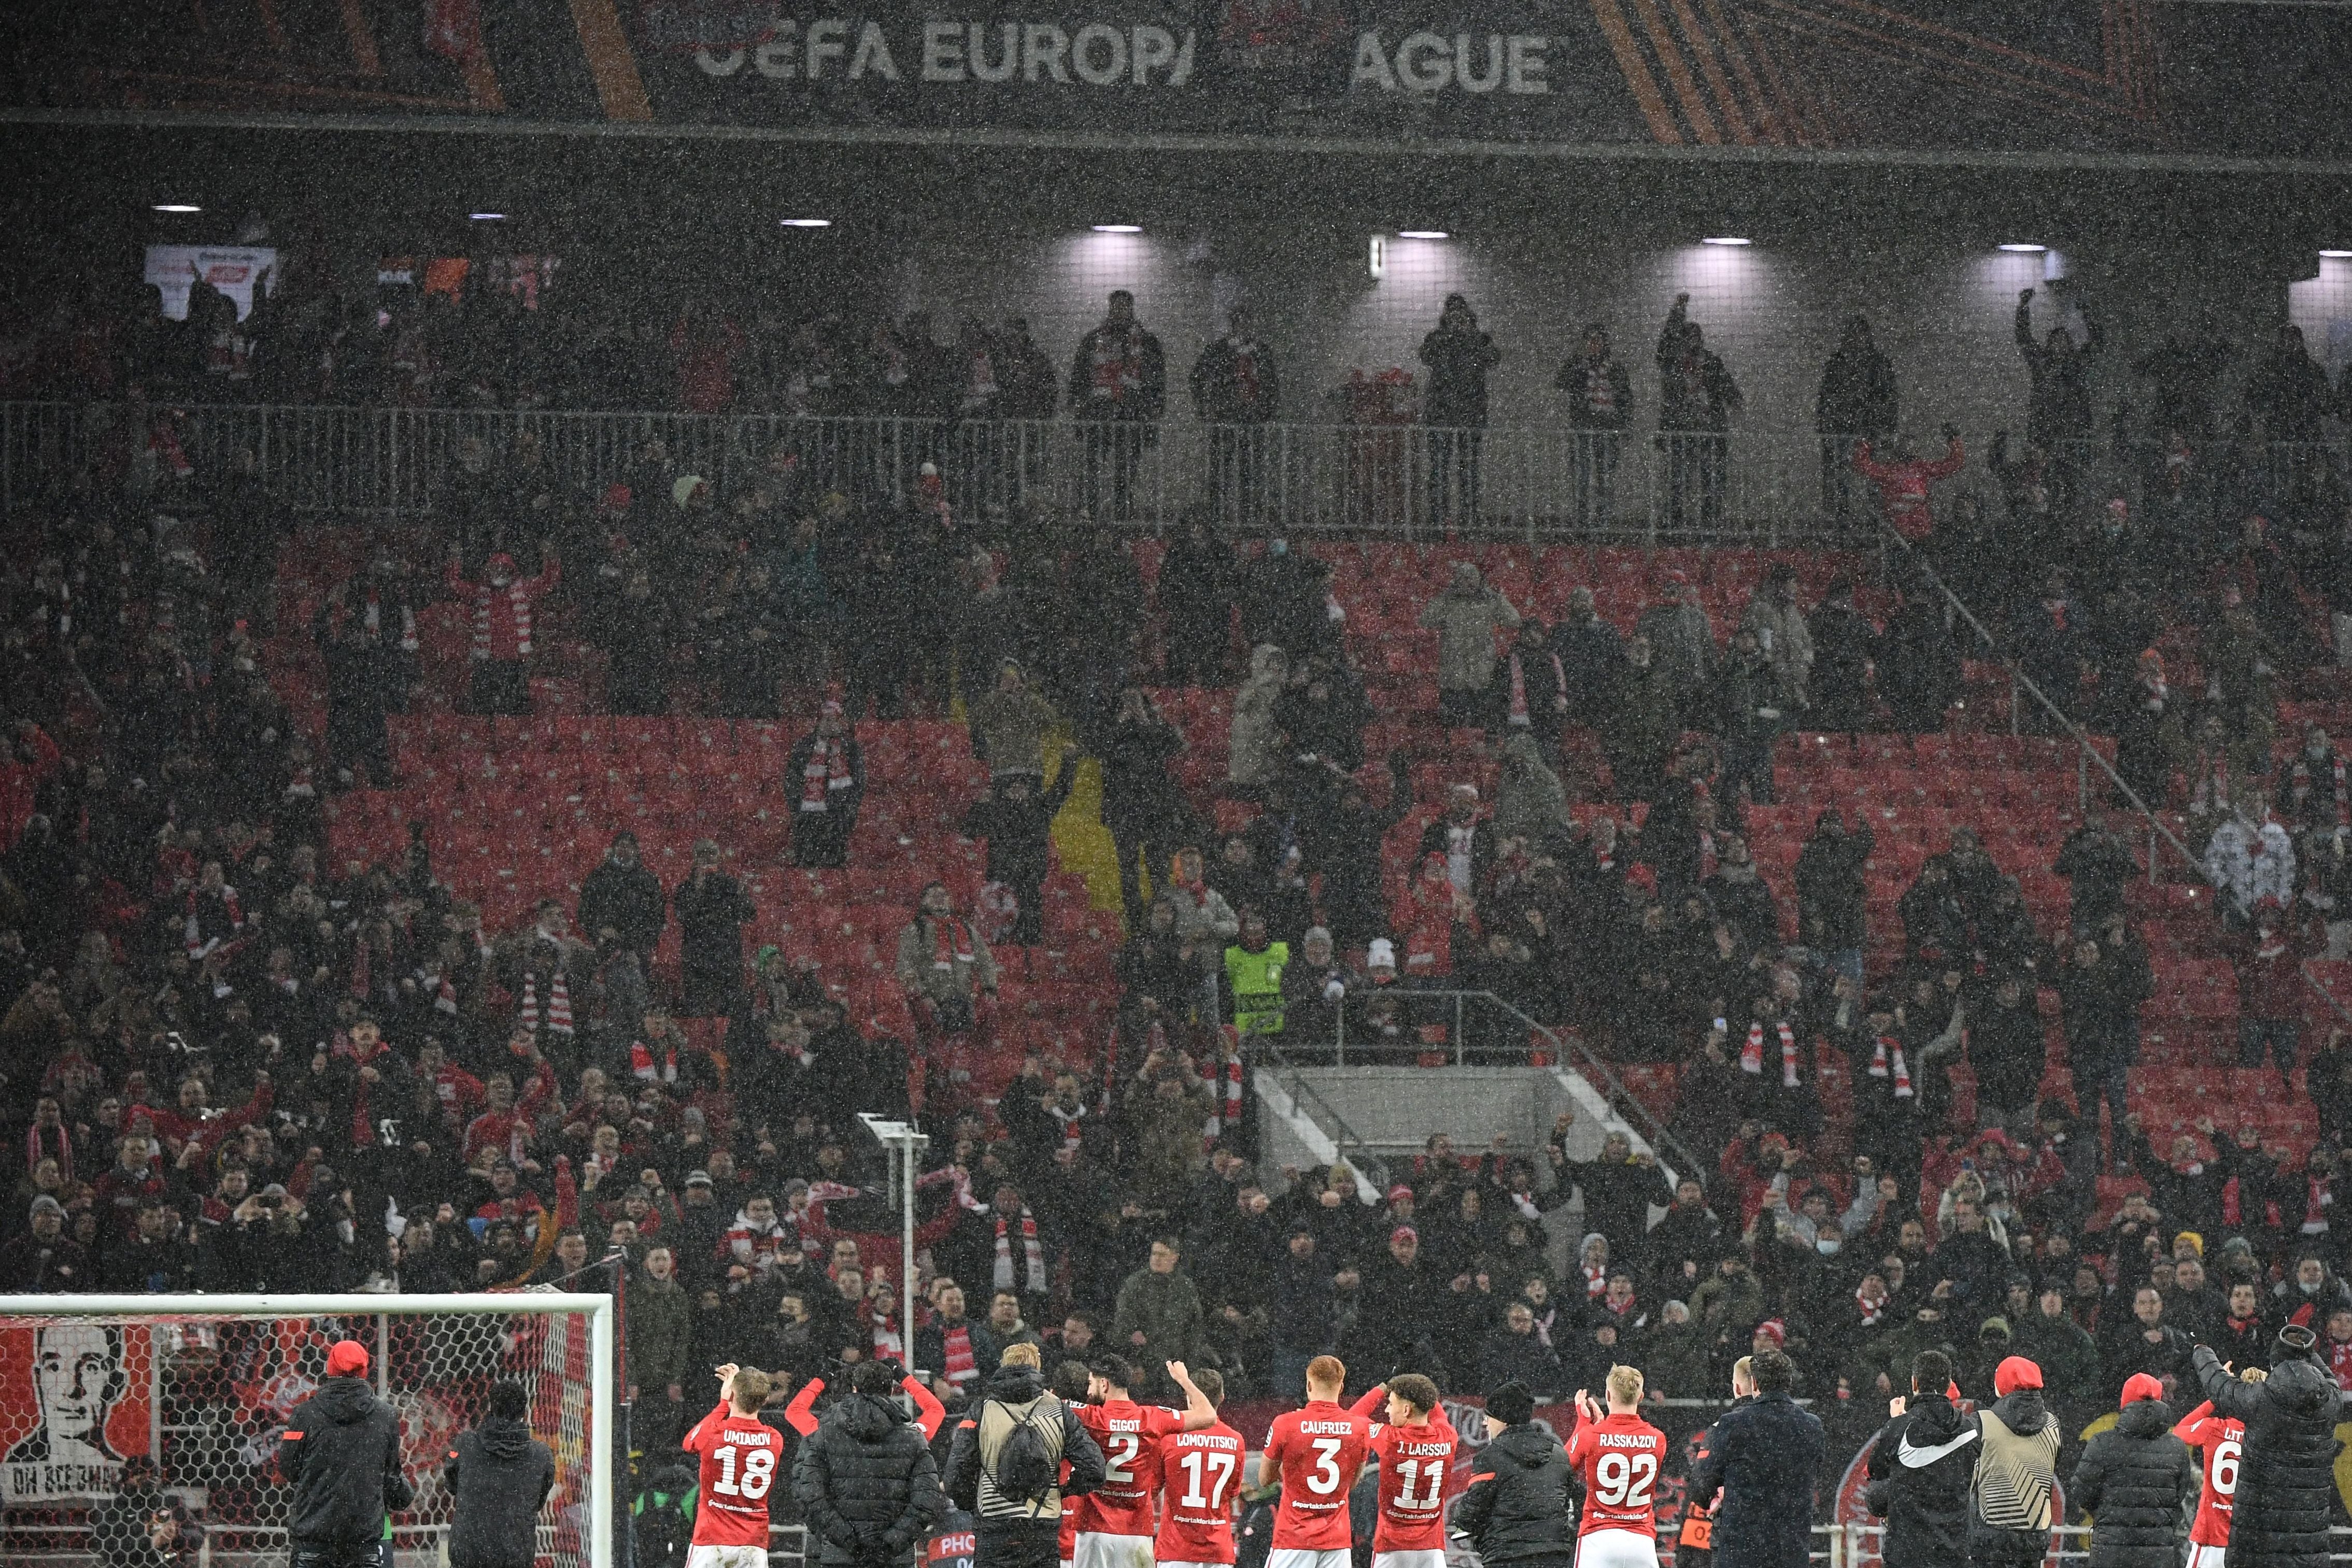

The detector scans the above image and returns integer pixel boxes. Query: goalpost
[0,1292,616,1568]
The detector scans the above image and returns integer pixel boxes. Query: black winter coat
[1864,1393,1976,1568]
[2193,1344,2349,1568]
[793,1391,948,1565]
[2068,1398,2195,1568]
[1450,1422,1574,1562]
[1689,1390,1824,1568]
[275,1377,415,1548]
[445,1416,556,1568]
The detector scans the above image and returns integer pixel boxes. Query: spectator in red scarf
[1851,425,1965,542]
[1066,291,1165,520]
[787,703,866,869]
[892,882,1000,1056]
[445,541,558,716]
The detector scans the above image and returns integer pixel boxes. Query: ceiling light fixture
[1998,243,2048,252]
[1701,236,1751,246]
[2323,249,2352,259]
[778,218,832,228]
[1091,224,1143,234]
[469,212,507,221]
[1398,230,1450,240]
[152,203,202,213]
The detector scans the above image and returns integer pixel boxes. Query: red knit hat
[1992,1355,2043,1394]
[2120,1373,2165,1406]
[327,1340,370,1377]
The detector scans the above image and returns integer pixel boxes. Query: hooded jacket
[1689,1389,1825,1568]
[1864,1392,1976,1568]
[276,1376,415,1548]
[941,1362,1106,1531]
[1492,733,1570,847]
[2192,1342,2349,1568]
[792,1389,948,1565]
[2067,1398,2196,1568]
[1418,567,1520,692]
[1970,1386,2060,1549]
[1449,1421,1574,1561]
[445,1416,557,1568]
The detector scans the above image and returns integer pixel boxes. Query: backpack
[985,1396,1064,1510]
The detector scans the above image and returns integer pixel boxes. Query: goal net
[0,1292,614,1568]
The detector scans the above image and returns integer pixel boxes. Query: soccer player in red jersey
[1255,1355,1378,1568]
[1344,1374,1455,1568]
[1053,1361,1095,1568]
[1156,1369,1248,1568]
[1565,1366,1668,1568]
[2175,1365,2264,1568]
[1068,1354,1214,1568]
[684,1363,785,1568]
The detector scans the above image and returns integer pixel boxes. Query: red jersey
[1074,1399,1184,1537]
[1566,1411,1668,1538]
[684,1400,783,1547]
[2174,1400,2247,1548]
[1354,1393,1457,1553]
[1262,1400,1376,1550]
[1155,1422,1246,1564]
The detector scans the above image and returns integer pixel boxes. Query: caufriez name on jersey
[1295,1422,1357,1434]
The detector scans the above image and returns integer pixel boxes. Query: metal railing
[1877,517,2352,1040]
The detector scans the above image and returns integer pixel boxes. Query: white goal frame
[0,1292,616,1568]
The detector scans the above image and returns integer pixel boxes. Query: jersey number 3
[712,1445,776,1500]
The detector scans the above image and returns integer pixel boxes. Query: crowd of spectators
[6,263,2352,1527]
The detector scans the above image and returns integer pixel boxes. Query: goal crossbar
[0,1293,616,1568]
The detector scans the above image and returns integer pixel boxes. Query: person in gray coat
[444,1383,556,1568]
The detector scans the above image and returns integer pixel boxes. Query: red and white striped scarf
[519,970,573,1035]
[2293,751,2351,828]
[1742,1020,1798,1087]
[630,1038,676,1082]
[930,917,975,971]
[2195,751,2230,815]
[1206,1031,1245,1151]
[471,576,534,660]
[1507,647,1564,726]
[1867,1034,1914,1099]
[1582,1261,1608,1299]
[938,1322,978,1388]
[362,592,419,654]
[801,738,854,811]
[1855,1285,1887,1329]
[993,1207,1047,1295]
[25,1123,71,1184]
[1048,1103,1087,1151]
[2306,1174,2333,1234]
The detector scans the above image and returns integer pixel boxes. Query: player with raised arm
[1154,1369,1246,1568]
[2175,1365,2265,1568]
[1346,1374,1456,1568]
[1565,1367,1668,1568]
[1068,1356,1214,1568]
[684,1363,784,1568]
[1255,1356,1378,1568]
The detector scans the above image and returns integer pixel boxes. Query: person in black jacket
[1450,1381,1574,1568]
[794,1359,950,1567]
[1687,1348,1822,1568]
[2190,1327,2350,1568]
[960,747,1079,947]
[1863,1349,1974,1568]
[576,831,667,958]
[673,840,756,1017]
[275,1340,413,1568]
[2067,1373,2196,1568]
[444,1382,556,1568]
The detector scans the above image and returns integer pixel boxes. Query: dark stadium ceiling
[10,120,2350,271]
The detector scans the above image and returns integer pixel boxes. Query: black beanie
[1487,1381,1535,1427]
[2278,1322,2320,1362]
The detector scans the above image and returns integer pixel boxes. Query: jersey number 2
[1103,1434,1141,1484]
[1592,1452,1655,1507]
[712,1444,776,1500]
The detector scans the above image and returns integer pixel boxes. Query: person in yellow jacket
[1223,912,1288,1036]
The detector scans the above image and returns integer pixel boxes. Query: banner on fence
[0,1321,157,1503]
[144,247,279,323]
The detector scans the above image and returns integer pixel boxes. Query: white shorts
[687,1547,768,1568]
[1574,1529,1659,1568]
[2186,1547,2228,1568]
[1373,1551,1448,1568]
[1268,1550,1351,1568]
[1072,1531,1155,1568]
